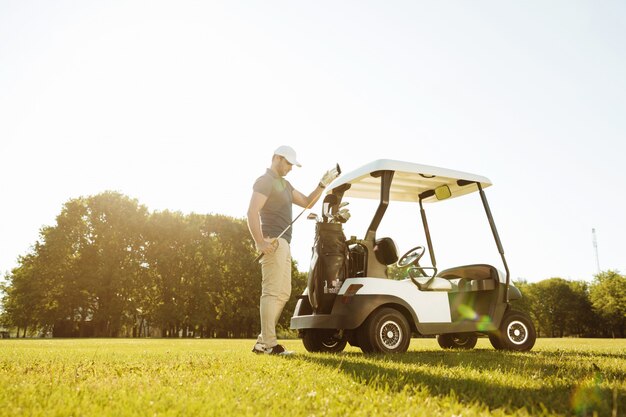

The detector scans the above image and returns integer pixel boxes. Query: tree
[1,260,42,337]
[519,278,596,337]
[589,270,626,338]
[144,210,190,336]
[566,280,597,337]
[0,192,150,337]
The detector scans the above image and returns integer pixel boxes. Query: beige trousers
[256,238,292,348]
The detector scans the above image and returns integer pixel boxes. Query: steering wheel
[397,246,426,268]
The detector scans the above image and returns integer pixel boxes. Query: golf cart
[290,159,536,353]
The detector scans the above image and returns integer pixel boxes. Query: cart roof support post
[365,170,394,240]
[418,196,437,273]
[477,182,511,303]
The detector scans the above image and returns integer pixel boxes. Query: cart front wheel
[495,310,536,351]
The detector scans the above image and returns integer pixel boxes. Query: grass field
[0,338,624,417]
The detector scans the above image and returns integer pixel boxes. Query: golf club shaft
[254,202,311,263]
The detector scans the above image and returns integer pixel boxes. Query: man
[247,145,338,355]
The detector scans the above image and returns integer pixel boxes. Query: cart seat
[437,264,499,281]
[436,264,500,292]
[373,237,399,265]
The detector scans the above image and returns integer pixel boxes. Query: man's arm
[247,191,276,255]
[292,184,325,209]
[292,167,339,208]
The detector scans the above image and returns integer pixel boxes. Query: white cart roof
[328,159,492,203]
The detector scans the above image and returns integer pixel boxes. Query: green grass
[0,338,624,417]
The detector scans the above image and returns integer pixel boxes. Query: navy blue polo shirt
[253,169,294,243]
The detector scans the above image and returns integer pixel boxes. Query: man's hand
[256,238,278,256]
[320,166,340,188]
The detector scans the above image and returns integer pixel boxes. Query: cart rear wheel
[302,329,347,353]
[360,307,411,354]
[488,333,504,350]
[356,323,373,353]
[437,333,478,349]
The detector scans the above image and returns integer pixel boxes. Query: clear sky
[1,1,625,283]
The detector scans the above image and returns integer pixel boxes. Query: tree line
[0,191,306,338]
[1,191,624,339]
[513,272,626,338]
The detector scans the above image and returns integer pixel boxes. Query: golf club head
[330,208,350,224]
[307,213,321,222]
[322,194,338,222]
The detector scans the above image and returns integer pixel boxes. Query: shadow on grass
[288,349,625,416]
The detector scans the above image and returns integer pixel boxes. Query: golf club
[255,163,341,263]
[307,213,321,222]
[321,194,338,223]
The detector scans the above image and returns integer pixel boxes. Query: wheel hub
[380,320,402,349]
[507,320,528,345]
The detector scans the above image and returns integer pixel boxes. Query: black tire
[437,333,478,350]
[488,333,504,350]
[356,324,374,353]
[360,307,411,354]
[496,310,536,351]
[302,329,347,353]
[347,331,360,348]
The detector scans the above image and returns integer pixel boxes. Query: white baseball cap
[274,145,301,167]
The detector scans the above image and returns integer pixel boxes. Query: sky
[1,1,625,284]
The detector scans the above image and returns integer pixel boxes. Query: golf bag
[307,221,349,313]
